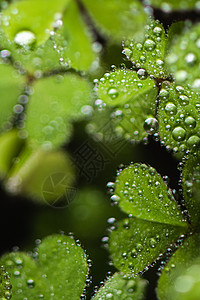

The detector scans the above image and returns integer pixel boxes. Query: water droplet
[137,68,147,80]
[27,279,35,288]
[159,89,169,99]
[153,26,162,36]
[184,116,196,129]
[136,243,143,252]
[107,88,119,99]
[165,103,177,115]
[14,30,36,47]
[187,135,200,147]
[144,117,158,134]
[144,39,156,51]
[110,195,120,202]
[185,53,197,66]
[149,238,157,248]
[131,249,138,258]
[172,127,186,141]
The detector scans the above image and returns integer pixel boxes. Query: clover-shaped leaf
[25,74,92,149]
[166,22,200,89]
[182,151,200,227]
[0,234,88,300]
[123,20,168,78]
[157,233,200,300]
[0,63,25,130]
[92,272,147,299]
[0,266,12,300]
[158,82,200,157]
[109,163,188,275]
[96,68,158,141]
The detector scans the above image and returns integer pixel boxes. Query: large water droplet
[165,103,177,115]
[184,116,196,129]
[172,127,186,141]
[107,88,119,100]
[144,117,159,134]
[144,39,156,51]
[14,30,36,47]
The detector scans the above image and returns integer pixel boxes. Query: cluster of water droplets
[0,266,12,300]
[166,21,200,89]
[159,82,200,155]
[122,20,166,77]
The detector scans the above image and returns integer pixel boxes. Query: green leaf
[109,163,188,275]
[123,20,168,78]
[147,0,200,11]
[0,129,24,178]
[96,68,158,141]
[92,272,147,299]
[165,22,200,89]
[182,152,200,227]
[109,217,187,275]
[113,163,185,226]
[158,82,200,157]
[0,63,24,129]
[81,0,148,42]
[0,266,12,300]
[6,146,75,204]
[25,74,93,148]
[157,233,200,300]
[1,0,69,46]
[0,234,88,300]
[60,0,96,71]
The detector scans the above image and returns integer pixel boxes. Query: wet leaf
[25,74,93,148]
[166,22,200,89]
[0,266,12,299]
[92,272,147,299]
[109,163,188,275]
[157,233,200,300]
[96,68,158,141]
[0,63,24,129]
[114,163,185,226]
[109,217,187,275]
[1,0,69,46]
[158,82,200,157]
[147,0,200,11]
[6,146,75,204]
[81,0,148,42]
[123,20,168,78]
[182,152,200,227]
[0,234,88,300]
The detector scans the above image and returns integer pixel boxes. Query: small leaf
[92,272,147,299]
[0,63,24,129]
[61,0,96,70]
[157,233,200,300]
[158,82,200,157]
[0,234,88,300]
[97,68,158,141]
[109,217,187,275]
[1,0,69,46]
[81,0,148,42]
[182,152,200,227]
[25,74,93,148]
[114,163,185,226]
[0,266,12,300]
[0,129,24,178]
[123,20,168,78]
[6,146,75,204]
[147,0,200,11]
[165,22,200,89]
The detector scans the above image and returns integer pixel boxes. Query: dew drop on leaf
[172,126,186,141]
[14,30,36,47]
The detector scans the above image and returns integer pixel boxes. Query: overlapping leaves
[109,163,188,275]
